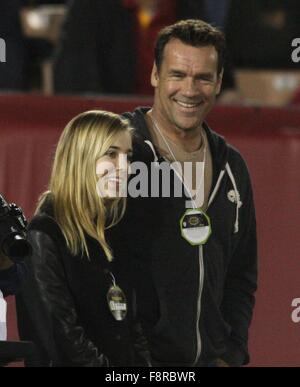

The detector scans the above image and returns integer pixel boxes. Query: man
[119,19,257,367]
[226,0,300,69]
[54,0,177,95]
[0,0,27,90]
[54,0,236,96]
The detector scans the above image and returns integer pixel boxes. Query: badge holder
[106,272,127,321]
[180,208,211,246]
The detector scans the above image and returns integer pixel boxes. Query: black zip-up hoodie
[118,108,258,367]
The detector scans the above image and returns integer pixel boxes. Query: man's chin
[172,114,204,131]
[175,121,203,133]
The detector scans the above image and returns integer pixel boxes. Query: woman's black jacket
[16,205,149,367]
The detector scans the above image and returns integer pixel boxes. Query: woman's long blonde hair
[36,110,132,261]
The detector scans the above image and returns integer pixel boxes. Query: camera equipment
[0,194,31,260]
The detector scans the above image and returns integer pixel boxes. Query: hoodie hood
[124,107,229,186]
[123,107,241,233]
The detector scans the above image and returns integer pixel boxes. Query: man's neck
[147,109,203,153]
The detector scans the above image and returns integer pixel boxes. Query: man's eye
[172,73,184,79]
[197,76,213,83]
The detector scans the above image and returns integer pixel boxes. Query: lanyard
[151,116,206,209]
[151,116,212,246]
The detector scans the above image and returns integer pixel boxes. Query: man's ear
[216,68,224,95]
[151,63,159,88]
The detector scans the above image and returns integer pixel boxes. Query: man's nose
[181,77,200,97]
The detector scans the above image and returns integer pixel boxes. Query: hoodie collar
[124,107,240,233]
[125,107,229,186]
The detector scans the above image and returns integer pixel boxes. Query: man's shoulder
[207,124,247,169]
[225,142,252,185]
[206,124,251,181]
[123,107,150,130]
[226,142,245,163]
[123,107,156,161]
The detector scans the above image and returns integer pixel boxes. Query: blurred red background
[1,94,300,366]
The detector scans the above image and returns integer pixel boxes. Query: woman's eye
[105,150,117,158]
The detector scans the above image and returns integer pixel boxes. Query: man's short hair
[155,19,226,75]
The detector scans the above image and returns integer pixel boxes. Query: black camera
[0,194,31,260]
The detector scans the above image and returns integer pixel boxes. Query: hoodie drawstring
[226,163,240,233]
[144,140,240,234]
[144,140,159,163]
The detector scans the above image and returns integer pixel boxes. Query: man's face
[151,39,223,133]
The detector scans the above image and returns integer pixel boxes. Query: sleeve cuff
[221,340,249,367]
[0,264,17,279]
[0,264,23,296]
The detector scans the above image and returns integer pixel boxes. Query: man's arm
[0,253,14,271]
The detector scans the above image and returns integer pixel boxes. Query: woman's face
[96,131,133,199]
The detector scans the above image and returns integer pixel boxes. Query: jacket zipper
[193,245,204,365]
[193,168,227,365]
[142,138,228,366]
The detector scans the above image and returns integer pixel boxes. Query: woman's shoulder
[28,212,64,245]
[28,195,63,240]
[29,212,58,230]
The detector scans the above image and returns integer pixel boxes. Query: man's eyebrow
[169,69,214,78]
[195,72,215,77]
[169,69,186,75]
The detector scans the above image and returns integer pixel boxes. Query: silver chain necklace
[150,115,206,209]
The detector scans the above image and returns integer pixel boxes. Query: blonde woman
[16,110,149,367]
